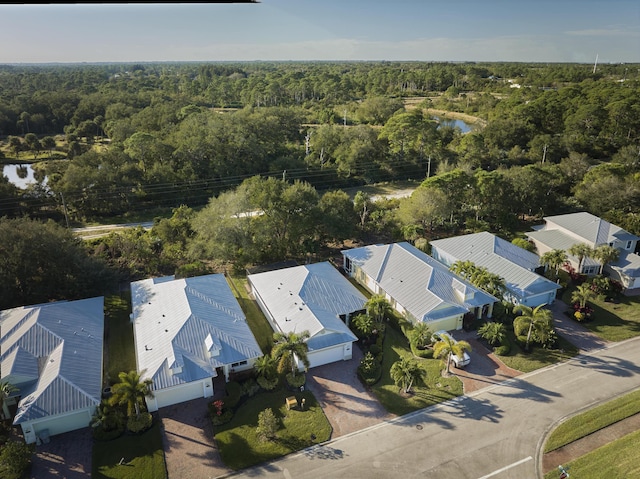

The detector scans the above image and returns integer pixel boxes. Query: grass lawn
[104,293,136,384]
[92,420,167,479]
[562,287,640,341]
[371,327,462,417]
[214,389,332,470]
[544,388,640,453]
[543,429,640,479]
[227,275,275,354]
[495,330,579,373]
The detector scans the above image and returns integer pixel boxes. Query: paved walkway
[27,428,92,479]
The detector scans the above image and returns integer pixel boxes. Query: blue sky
[0,1,638,63]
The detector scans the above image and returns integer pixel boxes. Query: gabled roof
[430,232,560,298]
[247,262,362,352]
[342,242,497,323]
[131,274,262,391]
[611,250,640,277]
[542,212,639,246]
[0,297,104,424]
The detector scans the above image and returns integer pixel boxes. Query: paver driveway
[160,397,230,479]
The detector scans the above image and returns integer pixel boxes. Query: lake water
[2,163,42,189]
[434,117,473,133]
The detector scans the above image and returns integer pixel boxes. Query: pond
[434,116,474,133]
[2,163,45,189]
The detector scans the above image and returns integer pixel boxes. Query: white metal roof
[342,242,497,323]
[131,274,262,391]
[247,262,361,352]
[543,212,639,246]
[0,297,104,425]
[430,232,560,298]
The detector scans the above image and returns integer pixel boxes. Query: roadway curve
[228,338,640,479]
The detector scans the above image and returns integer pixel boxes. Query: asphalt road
[227,337,640,479]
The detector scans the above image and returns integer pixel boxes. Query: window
[231,360,247,368]
[626,241,633,250]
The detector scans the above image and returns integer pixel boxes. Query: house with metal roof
[526,212,640,289]
[0,297,104,444]
[130,274,262,413]
[341,242,498,331]
[430,232,561,307]
[247,262,364,369]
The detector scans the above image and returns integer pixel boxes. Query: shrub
[241,378,260,397]
[357,352,381,385]
[256,408,279,442]
[286,373,306,389]
[126,412,152,434]
[224,381,243,410]
[92,423,125,441]
[369,344,381,356]
[0,440,34,479]
[410,342,433,358]
[493,338,511,356]
[211,409,234,426]
[256,375,279,391]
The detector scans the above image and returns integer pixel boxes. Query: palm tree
[91,400,124,431]
[390,357,425,393]
[513,304,554,351]
[254,354,278,381]
[540,249,568,279]
[433,334,472,375]
[478,321,506,346]
[0,380,17,420]
[352,313,374,338]
[408,322,432,349]
[568,243,594,274]
[365,294,392,323]
[272,330,311,378]
[450,260,477,280]
[109,370,154,419]
[571,283,595,309]
[593,245,620,275]
[472,268,506,298]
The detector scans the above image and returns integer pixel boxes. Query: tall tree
[540,249,568,278]
[513,304,553,351]
[109,370,153,419]
[390,357,425,394]
[272,331,311,378]
[433,334,472,375]
[568,243,595,274]
[593,244,620,275]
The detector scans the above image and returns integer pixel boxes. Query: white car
[432,330,471,368]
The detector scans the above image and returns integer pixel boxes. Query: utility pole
[427,155,432,178]
[305,131,311,155]
[593,54,598,74]
[282,170,286,181]
[542,144,548,164]
[60,192,70,229]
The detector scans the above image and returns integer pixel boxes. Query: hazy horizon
[1,1,639,64]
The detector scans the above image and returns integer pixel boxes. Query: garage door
[307,346,344,368]
[32,409,92,437]
[152,380,206,412]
